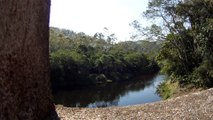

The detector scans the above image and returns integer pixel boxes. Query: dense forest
[130,0,213,97]
[50,0,213,98]
[49,27,161,89]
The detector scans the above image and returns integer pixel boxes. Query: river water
[53,73,165,108]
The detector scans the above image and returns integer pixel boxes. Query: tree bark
[0,0,56,119]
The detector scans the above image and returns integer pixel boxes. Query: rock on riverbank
[56,88,213,120]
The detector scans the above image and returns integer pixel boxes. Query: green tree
[134,0,213,87]
[49,27,160,88]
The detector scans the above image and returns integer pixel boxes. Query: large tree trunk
[0,0,56,120]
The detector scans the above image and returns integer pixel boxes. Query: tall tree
[138,0,213,87]
[0,0,55,119]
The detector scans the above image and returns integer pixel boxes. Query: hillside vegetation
[49,27,161,89]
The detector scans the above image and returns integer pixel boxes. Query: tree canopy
[49,27,160,89]
[132,0,213,87]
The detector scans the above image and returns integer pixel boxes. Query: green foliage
[140,0,213,88]
[124,53,148,70]
[49,27,160,89]
[157,81,172,99]
[156,79,179,99]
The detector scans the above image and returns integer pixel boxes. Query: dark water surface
[53,73,165,108]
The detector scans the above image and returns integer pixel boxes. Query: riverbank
[55,88,213,120]
[156,79,205,99]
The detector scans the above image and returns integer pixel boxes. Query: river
[53,73,165,108]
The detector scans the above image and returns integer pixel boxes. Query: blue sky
[50,0,149,41]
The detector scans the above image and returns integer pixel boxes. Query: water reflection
[53,73,165,108]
